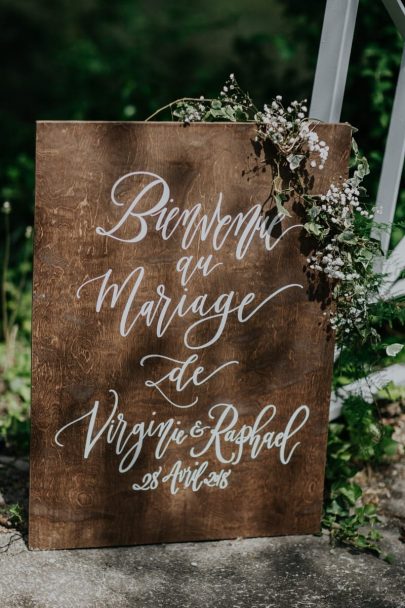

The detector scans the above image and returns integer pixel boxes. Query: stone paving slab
[0,524,404,608]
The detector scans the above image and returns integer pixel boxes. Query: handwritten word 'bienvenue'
[95,171,302,259]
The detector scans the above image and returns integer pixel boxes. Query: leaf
[347,175,361,188]
[275,193,291,218]
[304,221,322,236]
[368,529,381,541]
[337,230,357,244]
[234,106,248,121]
[223,105,236,121]
[363,503,377,516]
[337,482,362,505]
[308,205,320,220]
[359,247,373,261]
[381,437,398,457]
[355,157,370,180]
[353,535,370,549]
[386,343,403,357]
[208,109,225,119]
[287,153,305,171]
[327,499,348,517]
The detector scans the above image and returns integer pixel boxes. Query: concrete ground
[0,522,405,608]
[0,527,405,608]
[1,443,405,607]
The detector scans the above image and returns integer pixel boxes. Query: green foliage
[5,503,24,526]
[324,396,397,561]
[0,201,31,455]
[304,139,384,344]
[0,341,31,455]
[1,203,32,344]
[334,295,405,389]
[342,396,398,462]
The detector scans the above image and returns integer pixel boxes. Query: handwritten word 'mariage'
[76,267,302,349]
[95,171,301,259]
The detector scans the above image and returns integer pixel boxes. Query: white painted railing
[309,0,405,419]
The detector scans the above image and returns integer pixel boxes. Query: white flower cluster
[256,97,329,169]
[300,124,329,170]
[181,97,207,124]
[330,305,366,333]
[220,73,237,96]
[305,178,379,337]
[257,97,307,147]
[322,265,380,334]
[308,241,360,281]
[217,73,255,113]
[307,180,374,279]
[320,181,372,230]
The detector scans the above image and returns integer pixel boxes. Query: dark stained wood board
[29,121,352,550]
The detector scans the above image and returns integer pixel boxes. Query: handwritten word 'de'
[95,171,302,259]
[140,353,239,408]
[54,390,311,484]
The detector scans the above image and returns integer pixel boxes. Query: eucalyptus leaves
[148,76,383,345]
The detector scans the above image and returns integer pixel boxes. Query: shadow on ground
[1,456,405,607]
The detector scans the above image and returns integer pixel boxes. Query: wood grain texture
[29,122,352,550]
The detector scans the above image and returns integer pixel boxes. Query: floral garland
[147,75,383,347]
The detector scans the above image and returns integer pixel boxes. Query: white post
[309,0,359,122]
[371,44,405,254]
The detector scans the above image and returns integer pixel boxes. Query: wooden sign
[30,121,351,550]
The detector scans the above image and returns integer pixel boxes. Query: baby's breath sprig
[304,142,383,342]
[145,75,257,124]
[254,97,329,171]
[171,74,258,124]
